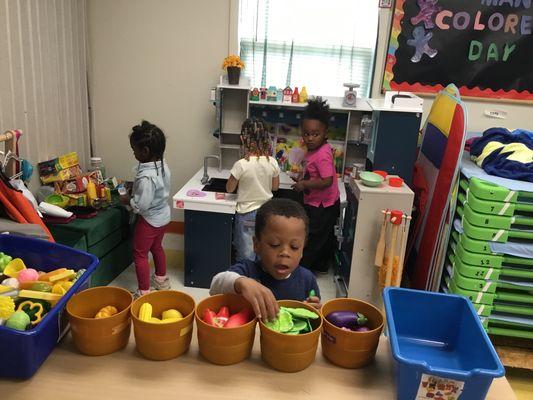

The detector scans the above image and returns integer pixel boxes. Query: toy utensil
[374,210,389,267]
[384,210,403,288]
[394,215,411,287]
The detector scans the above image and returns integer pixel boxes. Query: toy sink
[202,178,228,193]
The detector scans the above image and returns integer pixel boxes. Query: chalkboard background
[383,0,533,101]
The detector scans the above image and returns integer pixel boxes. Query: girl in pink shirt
[292,98,340,273]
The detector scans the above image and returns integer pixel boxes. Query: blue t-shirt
[228,259,321,302]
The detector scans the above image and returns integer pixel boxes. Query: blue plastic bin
[0,235,98,379]
[383,288,504,400]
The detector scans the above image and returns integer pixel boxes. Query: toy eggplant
[326,311,368,330]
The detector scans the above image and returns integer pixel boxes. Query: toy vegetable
[17,300,44,325]
[6,311,30,331]
[95,305,118,319]
[202,308,224,327]
[139,303,153,322]
[0,296,15,320]
[224,307,252,328]
[0,252,13,272]
[326,311,368,331]
[263,307,319,335]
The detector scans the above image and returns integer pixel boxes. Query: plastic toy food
[18,290,62,302]
[264,307,319,335]
[138,302,183,324]
[17,268,40,283]
[6,310,30,331]
[0,252,13,272]
[51,281,73,295]
[0,296,15,320]
[325,311,369,331]
[2,278,19,289]
[202,306,252,328]
[17,301,44,325]
[94,305,118,319]
[139,303,153,322]
[3,258,26,278]
[38,268,67,282]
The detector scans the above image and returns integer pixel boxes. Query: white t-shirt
[230,156,280,214]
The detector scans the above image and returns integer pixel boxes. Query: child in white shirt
[226,118,280,261]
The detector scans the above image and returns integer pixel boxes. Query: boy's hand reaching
[304,296,322,310]
[234,277,279,321]
[291,180,307,192]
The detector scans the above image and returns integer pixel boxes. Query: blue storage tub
[383,288,504,400]
[0,235,98,379]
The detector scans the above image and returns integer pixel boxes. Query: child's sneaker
[132,289,150,299]
[151,274,171,291]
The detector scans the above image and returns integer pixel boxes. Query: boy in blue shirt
[210,198,321,321]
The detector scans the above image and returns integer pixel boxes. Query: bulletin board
[383,0,533,101]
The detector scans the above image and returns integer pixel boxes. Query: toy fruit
[139,303,153,322]
[215,306,229,325]
[0,296,15,319]
[3,258,26,278]
[2,277,19,289]
[52,281,73,295]
[17,300,45,325]
[6,310,30,331]
[202,308,223,327]
[94,305,118,319]
[326,311,368,331]
[48,269,76,283]
[162,309,183,320]
[0,252,13,272]
[17,268,39,283]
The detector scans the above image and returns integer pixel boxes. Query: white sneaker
[151,275,171,291]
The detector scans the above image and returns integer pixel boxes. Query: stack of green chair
[443,176,533,340]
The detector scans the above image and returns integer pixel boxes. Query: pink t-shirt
[302,143,340,207]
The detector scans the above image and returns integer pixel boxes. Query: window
[238,0,379,97]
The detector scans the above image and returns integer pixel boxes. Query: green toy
[6,311,30,331]
[0,252,13,273]
[264,307,319,335]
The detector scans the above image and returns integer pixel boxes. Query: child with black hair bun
[292,97,340,274]
[122,120,171,297]
[226,118,280,262]
[210,198,321,321]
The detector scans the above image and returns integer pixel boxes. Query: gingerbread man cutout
[411,0,441,29]
[407,26,438,63]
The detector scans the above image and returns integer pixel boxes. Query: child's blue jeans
[234,209,257,262]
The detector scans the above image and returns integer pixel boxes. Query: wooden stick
[374,210,388,267]
[394,215,410,287]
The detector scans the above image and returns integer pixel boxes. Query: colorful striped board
[411,84,467,290]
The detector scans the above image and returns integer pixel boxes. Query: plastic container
[67,286,133,356]
[388,177,404,187]
[0,235,98,379]
[373,170,388,179]
[383,287,504,400]
[195,293,256,365]
[259,300,322,373]
[321,298,383,368]
[130,290,195,360]
[359,171,384,187]
[88,157,106,179]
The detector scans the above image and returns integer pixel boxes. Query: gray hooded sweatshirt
[130,161,171,227]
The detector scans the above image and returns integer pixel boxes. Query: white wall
[371,8,533,132]
[87,0,231,220]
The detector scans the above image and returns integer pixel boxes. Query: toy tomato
[225,307,252,328]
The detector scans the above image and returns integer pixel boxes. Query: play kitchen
[173,84,423,289]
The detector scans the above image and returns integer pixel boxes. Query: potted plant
[222,55,245,85]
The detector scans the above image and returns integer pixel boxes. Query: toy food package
[55,171,100,195]
[38,152,81,184]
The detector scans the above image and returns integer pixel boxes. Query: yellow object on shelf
[94,305,118,319]
[3,258,26,278]
[139,303,153,322]
[19,290,62,302]
[0,296,15,319]
[86,181,97,201]
[58,152,79,170]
